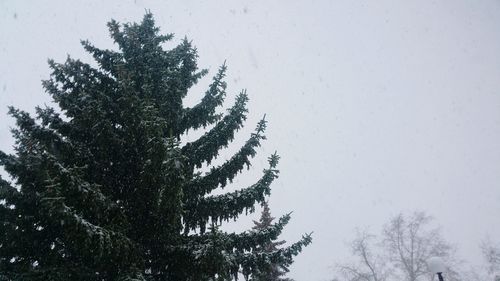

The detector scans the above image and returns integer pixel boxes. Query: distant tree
[382,212,459,281]
[251,201,295,281]
[336,230,391,281]
[481,238,500,277]
[0,13,312,281]
[335,211,461,281]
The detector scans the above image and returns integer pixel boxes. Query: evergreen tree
[251,202,295,281]
[0,13,311,281]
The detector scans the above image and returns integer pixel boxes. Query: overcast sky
[1,1,500,280]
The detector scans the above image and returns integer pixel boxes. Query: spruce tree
[251,202,295,281]
[0,13,311,281]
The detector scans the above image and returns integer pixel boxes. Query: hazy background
[1,1,500,280]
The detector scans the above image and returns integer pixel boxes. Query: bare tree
[335,211,461,281]
[336,230,391,281]
[382,212,456,281]
[481,238,500,276]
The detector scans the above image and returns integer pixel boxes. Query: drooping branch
[180,63,227,133]
[183,153,279,232]
[237,233,313,279]
[42,153,124,228]
[164,38,208,100]
[39,197,139,270]
[178,213,290,256]
[166,225,311,281]
[1,109,123,229]
[8,107,77,161]
[227,213,291,252]
[42,58,117,119]
[181,91,249,168]
[183,117,266,198]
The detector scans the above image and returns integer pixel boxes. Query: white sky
[1,1,500,280]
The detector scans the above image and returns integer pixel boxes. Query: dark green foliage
[0,13,311,281]
[250,202,300,281]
